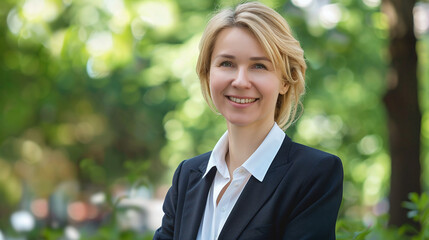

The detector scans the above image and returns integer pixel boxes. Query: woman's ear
[279,82,290,95]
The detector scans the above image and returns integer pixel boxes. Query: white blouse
[196,123,285,240]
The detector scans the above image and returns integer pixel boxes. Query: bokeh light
[22,0,59,22]
[67,201,87,222]
[90,192,106,205]
[414,3,429,37]
[291,0,313,8]
[319,4,342,29]
[64,225,80,240]
[86,32,114,57]
[138,1,177,30]
[6,9,23,35]
[31,198,49,219]
[10,211,35,232]
[363,0,381,8]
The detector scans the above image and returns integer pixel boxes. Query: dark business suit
[154,135,343,240]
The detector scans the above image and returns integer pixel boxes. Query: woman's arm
[153,161,185,240]
[282,155,343,240]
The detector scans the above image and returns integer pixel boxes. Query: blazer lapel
[179,160,216,240]
[218,136,293,240]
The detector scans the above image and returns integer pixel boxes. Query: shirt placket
[213,175,230,239]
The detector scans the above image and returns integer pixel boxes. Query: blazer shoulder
[288,141,342,169]
[180,151,212,172]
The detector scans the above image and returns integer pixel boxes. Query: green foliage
[40,228,64,240]
[336,219,372,240]
[403,192,429,239]
[336,192,429,240]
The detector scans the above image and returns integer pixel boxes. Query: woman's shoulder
[177,151,212,173]
[287,140,342,170]
[283,140,343,190]
[290,141,339,158]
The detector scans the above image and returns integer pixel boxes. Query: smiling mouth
[228,96,258,104]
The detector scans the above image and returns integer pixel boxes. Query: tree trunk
[382,0,421,228]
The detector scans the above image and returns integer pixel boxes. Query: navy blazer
[154,135,343,240]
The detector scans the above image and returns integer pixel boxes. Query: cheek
[208,71,216,95]
[209,69,227,96]
[257,79,282,104]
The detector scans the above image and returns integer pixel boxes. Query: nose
[231,67,251,89]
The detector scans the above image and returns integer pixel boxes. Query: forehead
[211,27,268,59]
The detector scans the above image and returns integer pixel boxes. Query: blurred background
[0,0,428,239]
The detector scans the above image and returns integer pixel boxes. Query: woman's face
[209,27,288,129]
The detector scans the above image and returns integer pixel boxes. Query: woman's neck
[225,120,275,175]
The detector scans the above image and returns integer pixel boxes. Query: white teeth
[229,96,257,104]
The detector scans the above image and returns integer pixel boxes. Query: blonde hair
[196,1,306,130]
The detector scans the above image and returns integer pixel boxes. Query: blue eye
[254,63,267,70]
[220,61,233,67]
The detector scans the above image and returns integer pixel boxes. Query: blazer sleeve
[282,155,343,240]
[153,161,185,240]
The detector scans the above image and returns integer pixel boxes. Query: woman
[154,2,343,240]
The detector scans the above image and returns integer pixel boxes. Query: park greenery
[0,0,428,239]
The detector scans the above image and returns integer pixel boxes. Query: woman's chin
[224,117,264,129]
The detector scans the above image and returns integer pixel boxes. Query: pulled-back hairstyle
[196,2,306,130]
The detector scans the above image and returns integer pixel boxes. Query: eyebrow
[250,56,271,62]
[214,54,272,62]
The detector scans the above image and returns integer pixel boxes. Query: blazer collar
[179,154,215,240]
[218,135,293,240]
